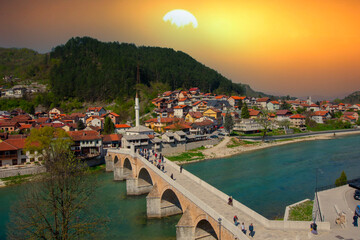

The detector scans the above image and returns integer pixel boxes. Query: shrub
[335,171,347,187]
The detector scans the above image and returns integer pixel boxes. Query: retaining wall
[0,166,46,178]
[161,139,220,156]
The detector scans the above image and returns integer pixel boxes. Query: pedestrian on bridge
[228,196,233,206]
[241,222,246,234]
[180,165,183,173]
[353,214,358,227]
[249,223,254,237]
[233,215,239,226]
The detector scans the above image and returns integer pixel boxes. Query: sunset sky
[1,0,360,99]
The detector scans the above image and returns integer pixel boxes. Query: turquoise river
[1,134,360,239]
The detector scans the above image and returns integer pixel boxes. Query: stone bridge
[106,148,331,240]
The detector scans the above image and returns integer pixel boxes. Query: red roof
[215,95,227,99]
[174,105,188,109]
[165,123,192,130]
[189,87,199,91]
[103,134,122,142]
[68,130,101,141]
[290,114,306,119]
[257,97,270,102]
[19,124,32,130]
[187,112,203,119]
[249,109,260,116]
[115,124,131,129]
[276,110,292,116]
[178,98,188,102]
[0,141,18,151]
[345,115,356,120]
[271,101,280,104]
[230,96,246,100]
[313,111,329,116]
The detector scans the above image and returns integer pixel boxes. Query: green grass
[227,138,259,148]
[166,148,205,162]
[88,164,106,172]
[288,200,313,221]
[1,174,34,186]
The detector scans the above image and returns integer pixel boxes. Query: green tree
[237,99,243,110]
[224,112,234,133]
[241,102,250,119]
[335,171,347,187]
[256,110,273,141]
[77,120,86,130]
[280,102,292,111]
[8,127,107,239]
[103,117,115,134]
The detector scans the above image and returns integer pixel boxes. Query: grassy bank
[227,138,258,148]
[288,200,313,221]
[166,147,205,162]
[1,174,35,186]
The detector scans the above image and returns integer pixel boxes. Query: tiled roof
[313,111,329,116]
[115,124,131,129]
[103,134,122,142]
[87,107,104,112]
[174,105,188,109]
[290,114,306,119]
[257,97,270,102]
[68,130,101,141]
[276,110,292,116]
[187,112,203,119]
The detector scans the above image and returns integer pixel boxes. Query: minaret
[135,65,140,127]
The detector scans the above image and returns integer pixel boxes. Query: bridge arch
[113,156,120,167]
[138,167,153,186]
[123,158,133,177]
[160,188,183,216]
[195,219,218,240]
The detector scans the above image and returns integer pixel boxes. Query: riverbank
[175,130,360,164]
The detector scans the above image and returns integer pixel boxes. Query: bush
[335,171,347,187]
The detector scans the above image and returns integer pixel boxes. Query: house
[248,109,261,119]
[70,113,87,123]
[189,87,200,95]
[276,110,292,121]
[121,134,151,150]
[115,124,131,134]
[107,112,120,125]
[289,114,306,128]
[86,107,106,117]
[185,112,203,123]
[174,105,191,118]
[256,97,270,109]
[267,101,280,111]
[62,123,77,132]
[102,134,122,148]
[164,122,192,133]
[0,138,41,166]
[227,96,246,107]
[49,107,63,119]
[126,125,154,136]
[162,132,175,143]
[190,120,214,135]
[68,130,103,157]
[152,98,167,109]
[192,101,208,112]
[311,111,331,124]
[174,131,187,142]
[0,122,20,133]
[343,115,356,124]
[350,104,360,111]
[215,95,228,101]
[203,108,222,120]
[343,112,359,121]
[178,97,192,106]
[155,108,174,118]
[233,119,263,133]
[144,117,175,133]
[86,116,102,128]
[309,104,320,112]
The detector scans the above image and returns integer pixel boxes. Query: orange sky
[1,0,360,99]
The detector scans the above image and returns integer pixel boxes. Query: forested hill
[341,91,360,104]
[49,37,247,101]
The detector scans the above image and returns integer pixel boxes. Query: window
[21,158,26,164]
[0,160,2,167]
[30,158,35,162]
[12,159,18,165]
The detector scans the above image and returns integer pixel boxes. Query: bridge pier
[176,208,195,240]
[105,155,114,172]
[114,167,126,181]
[146,185,162,218]
[126,178,153,195]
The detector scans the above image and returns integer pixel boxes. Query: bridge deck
[149,155,322,240]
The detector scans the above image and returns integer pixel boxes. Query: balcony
[0,154,17,159]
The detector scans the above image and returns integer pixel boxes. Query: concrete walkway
[150,154,325,240]
[315,185,360,239]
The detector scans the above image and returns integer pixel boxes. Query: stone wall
[0,166,46,178]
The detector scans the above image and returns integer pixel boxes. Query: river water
[0,134,359,239]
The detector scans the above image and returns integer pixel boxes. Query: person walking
[171,173,174,180]
[241,222,246,234]
[233,215,239,226]
[228,196,233,206]
[353,214,358,227]
[249,223,254,237]
[180,165,183,173]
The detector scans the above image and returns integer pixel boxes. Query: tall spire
[135,64,140,127]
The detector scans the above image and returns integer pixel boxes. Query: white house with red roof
[0,138,41,166]
[68,130,103,157]
[267,101,280,111]
[174,105,191,118]
[289,114,306,128]
[343,112,359,121]
[276,110,292,121]
[115,124,131,134]
[178,97,192,106]
[256,97,270,109]
[311,111,331,124]
[227,96,246,107]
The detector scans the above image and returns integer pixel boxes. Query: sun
[163,9,198,28]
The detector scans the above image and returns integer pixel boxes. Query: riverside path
[106,147,330,240]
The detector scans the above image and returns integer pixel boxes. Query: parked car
[354,190,360,200]
[209,135,218,139]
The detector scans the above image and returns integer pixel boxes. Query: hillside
[341,91,360,104]
[0,47,51,82]
[49,37,251,101]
